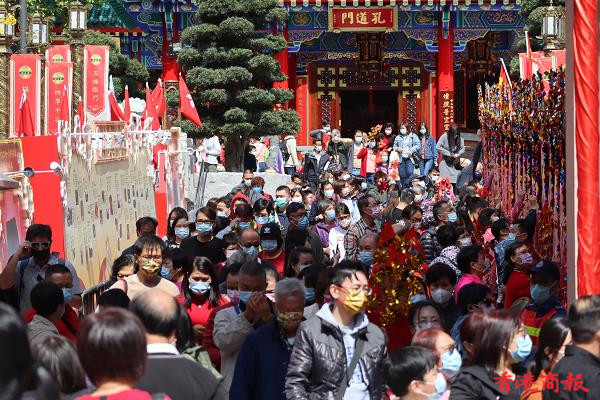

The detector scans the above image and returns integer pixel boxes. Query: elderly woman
[436,125,465,191]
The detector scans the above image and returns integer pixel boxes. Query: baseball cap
[529,260,561,281]
[260,223,282,238]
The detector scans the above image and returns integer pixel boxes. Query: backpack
[280,137,290,161]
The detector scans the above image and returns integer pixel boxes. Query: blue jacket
[230,321,293,400]
[393,133,421,156]
[421,133,437,161]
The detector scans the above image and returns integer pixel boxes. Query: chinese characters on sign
[83,45,109,120]
[329,7,397,32]
[9,54,41,137]
[440,91,454,134]
[494,372,589,393]
[45,61,73,135]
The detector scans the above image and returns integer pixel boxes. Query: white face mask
[420,128,427,134]
[400,128,407,135]
[431,288,453,304]
[355,137,363,143]
[339,218,351,229]
[385,128,393,135]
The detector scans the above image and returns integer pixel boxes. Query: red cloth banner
[9,54,41,137]
[329,7,397,31]
[46,45,72,63]
[439,91,454,134]
[45,61,73,135]
[295,77,308,146]
[83,45,109,119]
[574,0,600,296]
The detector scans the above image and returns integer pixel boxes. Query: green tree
[508,0,566,78]
[83,31,149,99]
[178,0,300,171]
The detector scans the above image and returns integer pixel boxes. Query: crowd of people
[0,122,594,400]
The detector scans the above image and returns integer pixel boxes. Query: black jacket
[303,152,330,183]
[420,226,440,264]
[542,345,600,400]
[285,310,387,400]
[450,365,522,400]
[326,141,352,170]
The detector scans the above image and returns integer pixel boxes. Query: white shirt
[329,226,348,260]
[204,135,221,165]
[147,342,179,355]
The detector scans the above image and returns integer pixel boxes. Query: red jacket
[357,147,379,177]
[201,301,233,370]
[24,305,80,343]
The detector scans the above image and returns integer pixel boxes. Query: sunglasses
[31,242,51,250]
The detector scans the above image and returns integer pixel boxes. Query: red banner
[329,7,397,32]
[45,62,73,135]
[440,90,454,134]
[46,45,72,63]
[83,45,109,120]
[295,77,308,146]
[10,54,41,137]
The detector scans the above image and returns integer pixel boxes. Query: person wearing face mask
[231,278,305,400]
[451,310,530,399]
[303,139,331,193]
[357,233,378,272]
[180,207,227,265]
[248,176,272,206]
[165,216,192,249]
[417,123,437,185]
[430,225,461,277]
[542,295,600,400]
[454,245,485,302]
[368,171,393,205]
[344,195,381,261]
[408,301,444,335]
[419,200,452,264]
[285,261,387,400]
[520,261,566,346]
[285,247,314,278]
[357,136,379,183]
[352,130,365,176]
[491,218,515,281]
[382,346,446,400]
[308,179,338,225]
[179,256,228,344]
[426,263,461,333]
[436,125,465,193]
[378,122,395,153]
[412,328,462,390]
[328,203,352,262]
[230,170,255,197]
[326,129,354,170]
[502,241,536,309]
[252,198,275,230]
[23,264,80,343]
[523,317,571,400]
[286,202,324,264]
[393,123,421,188]
[110,235,180,300]
[312,199,337,257]
[258,223,286,276]
[163,207,189,246]
[451,283,493,356]
[0,224,84,316]
[214,262,274,394]
[159,248,187,292]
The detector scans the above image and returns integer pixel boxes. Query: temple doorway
[340,90,398,138]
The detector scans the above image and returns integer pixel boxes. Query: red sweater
[201,302,233,371]
[504,270,531,309]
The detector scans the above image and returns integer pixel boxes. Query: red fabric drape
[574,0,600,296]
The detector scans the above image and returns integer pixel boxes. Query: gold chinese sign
[329,7,397,32]
[440,91,454,134]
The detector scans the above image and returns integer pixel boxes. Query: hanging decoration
[478,68,566,278]
[367,222,425,326]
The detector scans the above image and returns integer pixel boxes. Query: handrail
[80,280,114,317]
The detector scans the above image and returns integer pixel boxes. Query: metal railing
[80,280,113,317]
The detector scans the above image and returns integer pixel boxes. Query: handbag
[410,135,422,164]
[334,337,365,400]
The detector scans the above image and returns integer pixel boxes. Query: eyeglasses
[31,242,51,250]
[196,219,214,224]
[339,284,371,294]
[139,254,162,262]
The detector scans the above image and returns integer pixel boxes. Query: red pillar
[274,26,290,92]
[161,14,180,82]
[436,14,454,137]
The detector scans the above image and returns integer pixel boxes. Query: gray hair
[400,188,415,203]
[413,185,425,196]
[359,232,378,246]
[274,278,306,304]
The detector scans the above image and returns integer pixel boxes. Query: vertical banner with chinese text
[439,91,454,134]
[10,54,41,137]
[45,62,73,135]
[83,45,109,122]
[46,45,72,63]
[295,76,308,146]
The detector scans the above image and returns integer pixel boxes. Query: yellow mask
[340,288,367,313]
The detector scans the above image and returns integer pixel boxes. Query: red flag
[152,78,166,117]
[77,96,85,131]
[523,31,533,80]
[179,74,202,128]
[124,85,131,122]
[59,85,70,128]
[16,89,34,137]
[499,58,512,107]
[108,75,126,121]
[143,83,161,130]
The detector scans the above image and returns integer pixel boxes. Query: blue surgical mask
[507,232,516,241]
[530,284,553,304]
[296,215,309,230]
[410,294,428,304]
[196,223,213,234]
[255,216,269,225]
[509,334,533,362]
[62,287,74,303]
[239,290,252,304]
[441,348,462,378]
[357,251,373,265]
[431,372,447,399]
[268,215,276,223]
[160,267,174,280]
[305,287,315,303]
[361,182,368,190]
[243,245,259,258]
[174,227,189,239]
[244,179,252,186]
[189,281,211,295]
[275,198,289,209]
[447,211,458,223]
[325,209,336,220]
[238,221,251,230]
[252,187,262,193]
[261,240,278,251]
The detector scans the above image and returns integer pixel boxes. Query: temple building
[89,0,524,144]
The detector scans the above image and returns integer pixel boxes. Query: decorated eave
[280,0,521,9]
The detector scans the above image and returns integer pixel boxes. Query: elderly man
[233,229,261,263]
[357,232,378,272]
[343,195,380,261]
[213,262,273,395]
[131,289,225,400]
[231,278,305,400]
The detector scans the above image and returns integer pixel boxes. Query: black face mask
[32,248,51,260]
